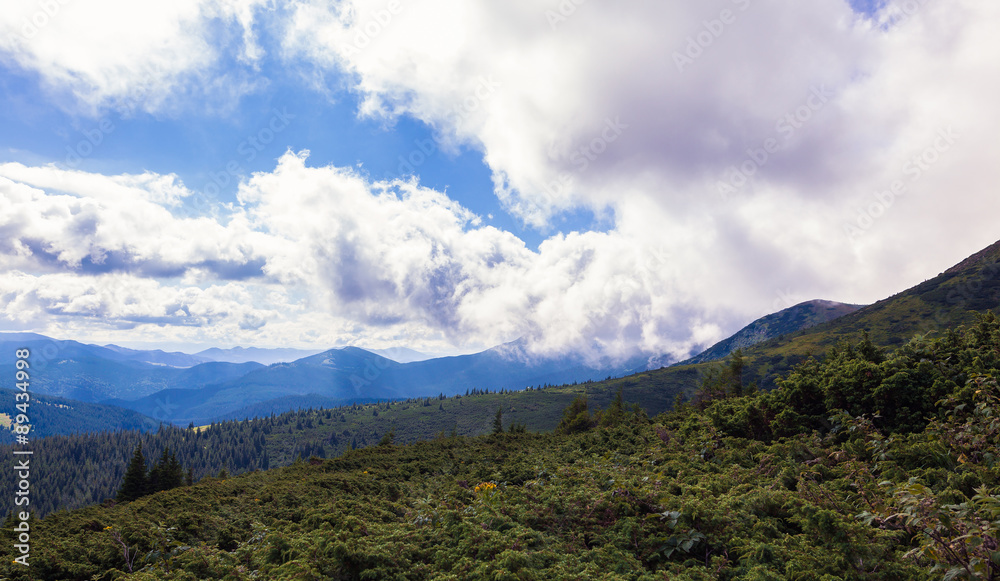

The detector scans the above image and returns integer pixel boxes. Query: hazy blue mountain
[375,340,651,397]
[2,331,657,425]
[677,299,864,366]
[365,346,435,363]
[0,334,264,402]
[100,344,212,367]
[107,347,404,424]
[102,341,652,424]
[194,346,326,365]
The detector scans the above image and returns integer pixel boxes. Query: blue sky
[0,42,605,252]
[0,0,997,361]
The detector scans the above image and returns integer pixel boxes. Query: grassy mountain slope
[0,423,933,580]
[612,239,1000,400]
[0,374,698,518]
[679,299,863,365]
[736,239,1000,388]
[7,313,1000,580]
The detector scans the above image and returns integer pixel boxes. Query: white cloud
[238,151,690,360]
[280,0,1000,323]
[0,0,270,115]
[0,165,267,277]
[0,153,735,362]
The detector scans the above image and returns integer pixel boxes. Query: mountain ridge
[676,299,864,366]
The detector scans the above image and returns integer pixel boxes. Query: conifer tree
[492,406,504,435]
[156,448,184,491]
[117,443,149,502]
[602,386,626,427]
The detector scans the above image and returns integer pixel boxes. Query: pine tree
[492,406,504,435]
[602,386,626,427]
[160,448,184,491]
[147,456,162,494]
[728,349,745,397]
[117,443,149,502]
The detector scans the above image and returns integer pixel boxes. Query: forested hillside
[0,389,159,443]
[0,383,596,517]
[2,314,999,579]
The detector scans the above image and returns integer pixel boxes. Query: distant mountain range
[100,344,212,367]
[0,334,659,425]
[0,260,909,428]
[364,346,435,363]
[193,346,326,365]
[99,342,657,424]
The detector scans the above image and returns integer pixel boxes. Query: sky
[1,0,998,362]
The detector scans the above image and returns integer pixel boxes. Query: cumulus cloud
[0,0,270,115]
[281,0,1000,315]
[0,152,734,362]
[0,165,267,279]
[237,151,718,361]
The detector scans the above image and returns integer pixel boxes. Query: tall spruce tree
[492,406,504,435]
[117,443,149,502]
[152,448,184,492]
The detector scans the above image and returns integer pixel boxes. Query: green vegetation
[116,445,186,502]
[0,416,271,518]
[3,315,1000,579]
[0,379,689,518]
